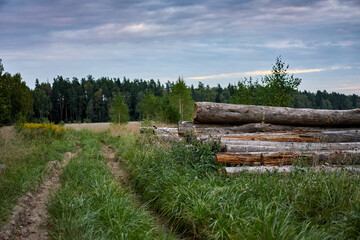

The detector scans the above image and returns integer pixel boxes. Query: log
[193,102,360,127]
[225,141,360,152]
[215,150,360,166]
[178,121,315,137]
[220,130,360,145]
[156,127,178,136]
[218,166,360,176]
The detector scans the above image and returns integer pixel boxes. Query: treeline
[1,58,360,126]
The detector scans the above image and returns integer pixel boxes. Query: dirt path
[0,147,80,240]
[101,145,181,238]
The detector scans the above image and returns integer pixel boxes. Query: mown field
[0,123,359,239]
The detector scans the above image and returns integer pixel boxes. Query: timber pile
[189,102,360,175]
[140,127,179,140]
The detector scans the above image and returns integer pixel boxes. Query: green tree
[169,77,194,121]
[33,79,52,120]
[232,56,301,107]
[158,95,179,123]
[33,87,52,119]
[109,94,130,124]
[0,60,33,125]
[262,56,302,107]
[231,77,265,105]
[86,99,95,122]
[0,60,10,124]
[320,98,333,109]
[136,91,159,120]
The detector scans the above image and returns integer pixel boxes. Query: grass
[109,122,141,137]
[2,122,359,239]
[0,125,75,225]
[114,133,360,239]
[47,130,177,240]
[64,122,112,132]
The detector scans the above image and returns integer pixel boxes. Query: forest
[0,57,359,126]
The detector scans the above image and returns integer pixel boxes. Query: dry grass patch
[0,126,31,162]
[64,122,111,132]
[109,122,141,137]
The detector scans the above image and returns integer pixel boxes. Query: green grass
[0,127,75,225]
[47,131,177,240]
[114,134,360,239]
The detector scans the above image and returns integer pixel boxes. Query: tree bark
[218,166,360,176]
[178,121,312,137]
[220,130,360,144]
[193,102,360,127]
[224,141,360,152]
[215,150,360,166]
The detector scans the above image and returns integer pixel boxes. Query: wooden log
[225,141,360,152]
[215,150,360,166]
[156,127,178,136]
[178,121,316,137]
[220,130,360,144]
[218,166,360,176]
[221,133,321,144]
[193,102,360,127]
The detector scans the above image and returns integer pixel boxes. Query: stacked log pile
[140,127,179,138]
[186,102,360,175]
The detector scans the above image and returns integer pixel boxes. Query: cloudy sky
[0,0,359,94]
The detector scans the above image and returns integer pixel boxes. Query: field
[0,122,359,239]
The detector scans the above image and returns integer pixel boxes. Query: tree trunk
[218,166,360,176]
[220,130,360,144]
[224,141,360,152]
[178,121,312,137]
[193,102,360,127]
[215,150,360,166]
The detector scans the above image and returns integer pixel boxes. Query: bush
[20,123,68,138]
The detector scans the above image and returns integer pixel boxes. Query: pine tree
[109,94,129,124]
[169,77,194,121]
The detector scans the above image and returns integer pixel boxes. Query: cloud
[1,0,359,95]
[248,41,310,49]
[332,85,360,91]
[51,23,162,43]
[330,66,352,70]
[331,85,360,94]
[187,68,328,80]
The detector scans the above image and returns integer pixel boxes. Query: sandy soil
[0,147,80,240]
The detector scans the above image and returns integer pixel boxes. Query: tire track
[101,145,185,239]
[0,146,80,240]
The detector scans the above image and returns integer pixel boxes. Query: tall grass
[115,134,360,239]
[47,131,177,240]
[0,125,75,225]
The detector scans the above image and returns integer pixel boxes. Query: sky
[0,0,359,94]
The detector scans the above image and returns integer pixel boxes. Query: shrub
[21,123,68,138]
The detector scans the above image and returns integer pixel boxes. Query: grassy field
[47,130,176,239]
[114,132,360,239]
[1,122,360,239]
